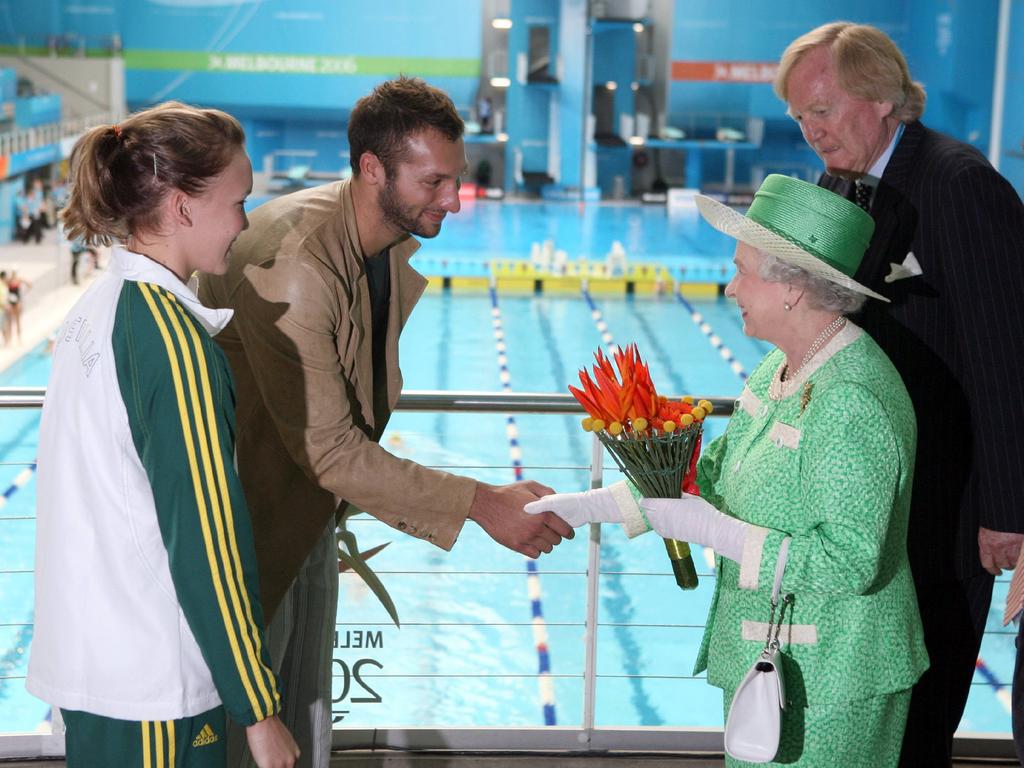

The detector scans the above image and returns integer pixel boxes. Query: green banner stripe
[0,45,114,58]
[124,50,480,77]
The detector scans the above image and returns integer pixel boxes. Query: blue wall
[667,0,1006,188]
[505,0,561,187]
[1002,0,1024,193]
[4,1,1020,196]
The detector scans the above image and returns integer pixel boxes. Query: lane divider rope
[674,292,748,382]
[975,657,1013,714]
[0,464,36,510]
[579,287,665,725]
[488,287,557,726]
[0,463,37,708]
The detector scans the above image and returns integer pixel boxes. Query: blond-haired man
[776,21,1024,767]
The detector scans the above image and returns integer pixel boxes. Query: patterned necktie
[854,180,872,212]
[1004,549,1024,625]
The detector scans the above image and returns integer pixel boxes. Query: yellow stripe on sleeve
[142,721,152,768]
[162,292,280,709]
[154,721,164,768]
[136,282,263,716]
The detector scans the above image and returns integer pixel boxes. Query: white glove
[524,481,648,535]
[640,496,750,563]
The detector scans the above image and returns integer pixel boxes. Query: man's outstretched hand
[469,481,574,558]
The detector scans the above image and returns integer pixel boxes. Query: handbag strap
[763,537,793,655]
[771,537,791,604]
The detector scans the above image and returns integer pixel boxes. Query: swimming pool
[0,200,1014,737]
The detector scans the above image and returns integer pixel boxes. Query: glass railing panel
[0,388,1014,757]
[968,575,1016,732]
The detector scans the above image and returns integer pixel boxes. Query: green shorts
[62,705,226,768]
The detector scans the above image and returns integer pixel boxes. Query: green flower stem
[596,426,703,590]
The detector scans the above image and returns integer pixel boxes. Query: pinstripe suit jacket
[821,121,1024,581]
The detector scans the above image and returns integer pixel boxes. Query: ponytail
[61,101,245,246]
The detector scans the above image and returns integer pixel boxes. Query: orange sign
[0,156,8,181]
[671,61,779,83]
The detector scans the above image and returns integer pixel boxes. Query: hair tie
[112,124,123,140]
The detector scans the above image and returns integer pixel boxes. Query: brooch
[800,382,813,415]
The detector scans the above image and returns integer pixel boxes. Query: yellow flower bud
[698,399,714,414]
[681,395,694,404]
[679,414,694,427]
[663,420,676,433]
[608,421,623,436]
[581,417,593,432]
[692,406,706,420]
[632,417,648,432]
[592,419,606,432]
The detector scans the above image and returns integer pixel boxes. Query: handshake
[525,482,750,564]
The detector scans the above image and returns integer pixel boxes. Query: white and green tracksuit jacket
[29,246,281,725]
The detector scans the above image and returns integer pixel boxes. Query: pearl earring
[783,302,792,311]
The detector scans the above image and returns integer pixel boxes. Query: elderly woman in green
[527,175,928,767]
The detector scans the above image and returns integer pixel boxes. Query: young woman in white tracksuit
[29,102,299,768]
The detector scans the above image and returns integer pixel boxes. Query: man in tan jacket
[199,77,573,767]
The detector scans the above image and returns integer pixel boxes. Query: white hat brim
[695,194,889,303]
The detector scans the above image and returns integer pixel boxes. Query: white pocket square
[885,251,923,283]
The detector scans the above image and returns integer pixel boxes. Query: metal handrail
[0,387,737,415]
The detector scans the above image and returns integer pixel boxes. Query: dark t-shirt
[365,250,391,439]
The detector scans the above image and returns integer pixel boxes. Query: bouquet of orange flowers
[570,344,712,589]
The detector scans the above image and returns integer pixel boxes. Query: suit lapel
[819,123,924,294]
[858,123,923,291]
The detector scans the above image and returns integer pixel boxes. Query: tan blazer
[199,180,476,616]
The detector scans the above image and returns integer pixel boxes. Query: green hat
[696,174,887,302]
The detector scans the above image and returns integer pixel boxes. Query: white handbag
[724,538,792,763]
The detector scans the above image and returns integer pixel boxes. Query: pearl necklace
[782,315,847,382]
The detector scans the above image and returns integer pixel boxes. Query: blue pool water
[0,200,1015,737]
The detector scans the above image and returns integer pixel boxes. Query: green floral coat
[694,323,929,708]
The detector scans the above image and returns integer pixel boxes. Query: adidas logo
[192,723,219,747]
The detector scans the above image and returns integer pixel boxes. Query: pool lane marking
[673,292,748,382]
[580,288,672,725]
[580,290,617,356]
[975,657,1013,714]
[0,464,36,708]
[488,287,557,726]
[0,464,37,510]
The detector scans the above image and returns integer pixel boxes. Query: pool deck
[0,230,104,375]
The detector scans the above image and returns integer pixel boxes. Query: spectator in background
[14,187,31,243]
[51,179,69,214]
[69,239,98,285]
[6,270,29,345]
[25,180,44,243]
[0,272,10,346]
[775,22,1024,766]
